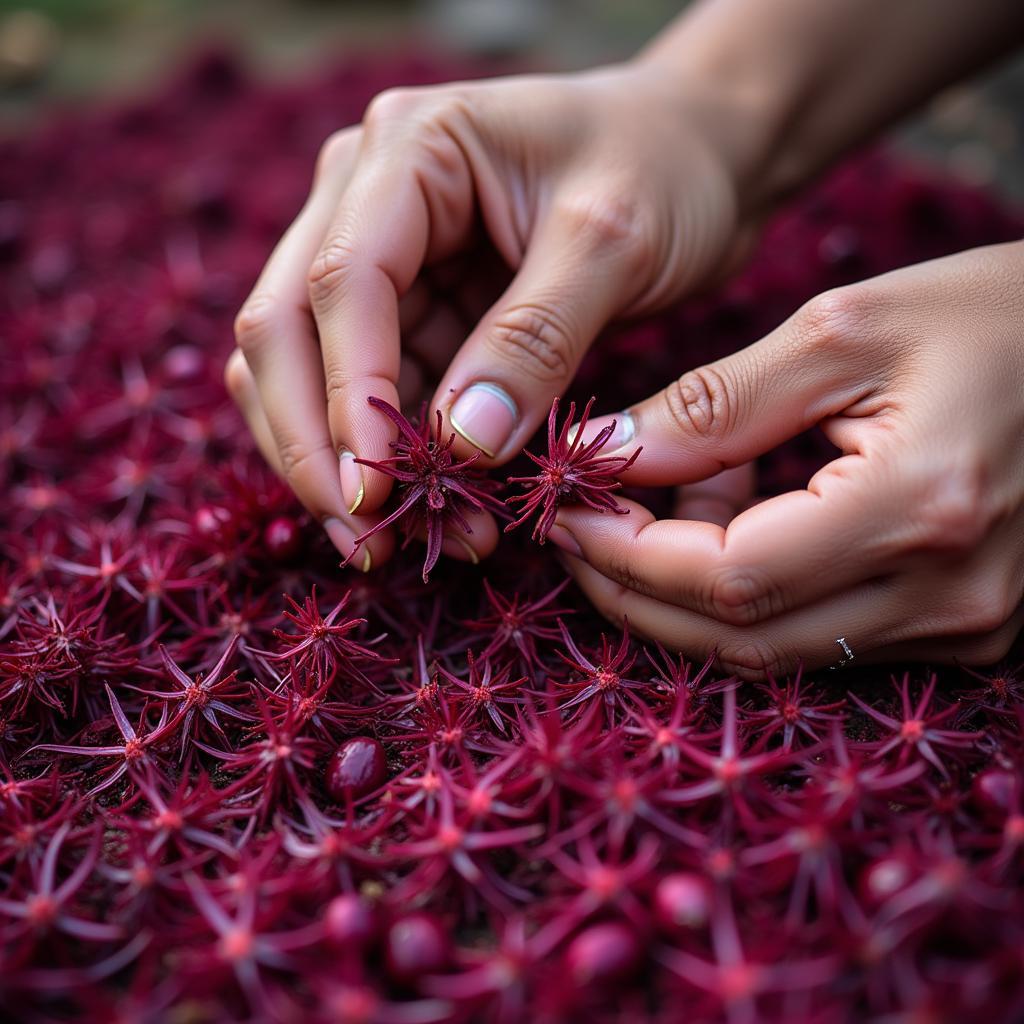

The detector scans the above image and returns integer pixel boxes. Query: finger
[672,462,757,527]
[310,102,477,516]
[883,600,1024,667]
[225,348,393,571]
[558,553,925,680]
[553,452,902,628]
[225,348,284,474]
[234,130,379,556]
[571,287,885,486]
[431,186,647,465]
[414,506,500,566]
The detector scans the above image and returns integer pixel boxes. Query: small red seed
[262,515,302,562]
[564,922,640,987]
[324,894,376,947]
[971,768,1019,821]
[325,737,388,802]
[194,504,232,539]
[654,872,711,932]
[859,854,914,905]
[384,912,451,984]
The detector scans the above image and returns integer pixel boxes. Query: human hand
[225,61,750,568]
[552,241,1024,678]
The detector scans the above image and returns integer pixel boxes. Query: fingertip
[332,381,404,514]
[324,515,395,573]
[422,508,499,565]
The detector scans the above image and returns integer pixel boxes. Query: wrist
[630,27,810,220]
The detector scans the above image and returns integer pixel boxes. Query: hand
[225,62,750,567]
[552,241,1024,678]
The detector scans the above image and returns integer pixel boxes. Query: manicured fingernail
[448,382,518,458]
[339,450,364,515]
[568,411,635,453]
[546,524,583,558]
[442,534,479,565]
[360,548,372,573]
[324,516,358,560]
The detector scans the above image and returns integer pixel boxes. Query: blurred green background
[1,0,1021,202]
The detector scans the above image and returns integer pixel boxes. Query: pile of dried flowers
[2,48,1023,1024]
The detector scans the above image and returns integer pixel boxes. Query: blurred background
[0,0,1022,203]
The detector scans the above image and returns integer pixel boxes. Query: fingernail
[339,450,364,515]
[568,411,635,453]
[324,517,358,560]
[441,534,479,564]
[448,382,518,458]
[546,524,583,558]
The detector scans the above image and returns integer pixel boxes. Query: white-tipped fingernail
[569,411,635,452]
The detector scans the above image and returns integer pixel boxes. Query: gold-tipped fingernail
[360,548,373,573]
[340,450,364,515]
[447,382,518,459]
[445,534,479,564]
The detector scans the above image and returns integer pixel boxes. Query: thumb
[574,289,877,486]
[431,190,645,464]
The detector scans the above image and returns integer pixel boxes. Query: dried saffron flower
[348,397,505,582]
[505,396,641,543]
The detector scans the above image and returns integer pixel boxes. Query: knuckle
[963,626,1017,666]
[486,302,576,382]
[276,436,329,485]
[314,129,353,181]
[914,463,990,553]
[794,286,871,354]
[717,637,785,681]
[555,191,650,263]
[601,551,657,598]
[233,294,275,355]
[307,239,357,302]
[223,349,248,400]
[323,366,354,412]
[705,565,784,627]
[665,365,734,439]
[364,86,423,128]
[960,584,1015,636]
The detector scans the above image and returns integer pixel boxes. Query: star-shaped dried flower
[348,398,504,582]
[505,397,641,543]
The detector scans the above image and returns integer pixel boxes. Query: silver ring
[829,636,854,671]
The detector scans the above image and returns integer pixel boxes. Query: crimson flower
[390,765,543,906]
[0,821,122,943]
[440,651,526,735]
[349,397,504,582]
[27,685,170,797]
[555,620,650,723]
[181,871,321,1004]
[661,686,806,817]
[465,578,571,671]
[505,396,640,543]
[548,830,661,930]
[745,667,846,751]
[849,673,983,777]
[268,586,387,686]
[129,637,251,758]
[660,888,839,1023]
